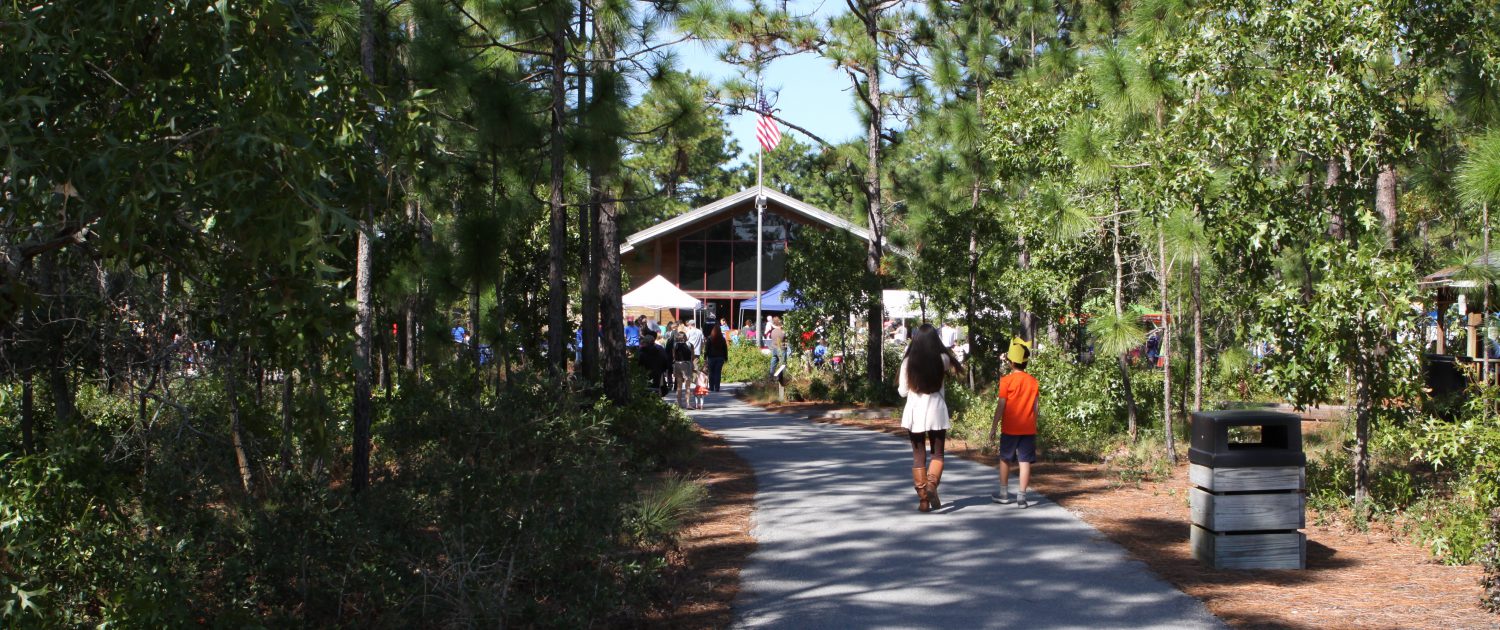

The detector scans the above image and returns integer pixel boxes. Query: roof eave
[620,186,889,255]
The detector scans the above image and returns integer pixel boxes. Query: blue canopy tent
[737,281,796,347]
[738,280,797,313]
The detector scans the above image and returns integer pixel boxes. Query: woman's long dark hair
[905,324,952,395]
[707,323,723,342]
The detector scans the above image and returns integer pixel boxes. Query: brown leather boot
[926,458,945,509]
[912,468,930,512]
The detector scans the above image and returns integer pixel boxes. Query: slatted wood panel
[1190,463,1304,492]
[1191,525,1305,569]
[1190,488,1304,531]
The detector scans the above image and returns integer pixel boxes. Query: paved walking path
[689,389,1224,630]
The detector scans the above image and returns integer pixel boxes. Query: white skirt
[900,389,950,433]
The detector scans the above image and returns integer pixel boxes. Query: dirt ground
[797,408,1499,630]
[649,426,758,629]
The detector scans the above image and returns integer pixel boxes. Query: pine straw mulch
[645,426,758,628]
[754,403,1500,630]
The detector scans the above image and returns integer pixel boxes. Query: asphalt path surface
[688,388,1224,630]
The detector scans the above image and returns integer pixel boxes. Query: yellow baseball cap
[1008,337,1032,364]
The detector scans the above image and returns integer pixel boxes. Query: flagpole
[755,80,765,353]
[756,136,764,351]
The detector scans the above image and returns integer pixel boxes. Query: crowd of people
[620,313,800,409]
[629,317,728,409]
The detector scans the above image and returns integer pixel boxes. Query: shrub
[722,340,771,383]
[1028,353,1133,460]
[807,375,832,401]
[626,474,708,547]
[949,385,997,450]
[825,344,901,405]
[1482,509,1500,612]
[0,371,699,627]
[1409,496,1493,565]
[1104,427,1176,484]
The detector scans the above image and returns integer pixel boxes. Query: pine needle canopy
[1459,129,1500,208]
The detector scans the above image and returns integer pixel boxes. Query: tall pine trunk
[1353,345,1375,506]
[281,366,294,474]
[1019,234,1035,341]
[577,0,599,382]
[967,224,979,389]
[308,344,327,478]
[38,251,76,426]
[497,269,512,383]
[600,192,629,401]
[1159,227,1176,464]
[1326,158,1344,239]
[224,354,255,495]
[1113,198,1138,441]
[1377,161,1398,246]
[404,197,421,373]
[351,0,378,493]
[1193,249,1203,412]
[590,9,625,401]
[470,281,481,388]
[861,3,886,394]
[546,24,570,375]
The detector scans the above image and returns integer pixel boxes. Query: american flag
[755,94,781,153]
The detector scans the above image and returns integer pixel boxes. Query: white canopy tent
[882,290,926,320]
[623,275,702,310]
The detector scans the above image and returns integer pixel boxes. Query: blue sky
[667,3,866,164]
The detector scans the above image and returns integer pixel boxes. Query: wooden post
[1469,312,1483,360]
[1436,295,1448,354]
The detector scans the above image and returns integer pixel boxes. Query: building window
[679,242,705,290]
[706,244,732,290]
[681,212,796,293]
[732,241,757,291]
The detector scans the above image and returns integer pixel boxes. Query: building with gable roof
[621,186,877,325]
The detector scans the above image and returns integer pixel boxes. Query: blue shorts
[999,434,1037,464]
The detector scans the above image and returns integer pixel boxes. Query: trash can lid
[1189,410,1305,468]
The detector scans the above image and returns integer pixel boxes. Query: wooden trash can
[1188,410,1306,569]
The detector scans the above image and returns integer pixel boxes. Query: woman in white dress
[898,324,964,512]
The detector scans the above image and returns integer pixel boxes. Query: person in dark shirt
[637,331,670,395]
[704,324,730,392]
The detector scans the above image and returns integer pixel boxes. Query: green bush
[722,340,772,383]
[807,376,832,401]
[949,384,997,448]
[823,344,900,405]
[0,371,698,627]
[1409,497,1493,565]
[1104,427,1176,484]
[1029,353,1134,460]
[1482,510,1500,612]
[1392,389,1500,565]
[626,474,708,547]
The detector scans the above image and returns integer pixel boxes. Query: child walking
[989,337,1039,508]
[691,362,710,410]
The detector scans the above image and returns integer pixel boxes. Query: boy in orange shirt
[989,337,1039,508]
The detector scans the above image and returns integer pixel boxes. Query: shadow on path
[688,390,1224,630]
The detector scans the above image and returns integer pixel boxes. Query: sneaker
[1016,491,1029,509]
[990,492,1014,504]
